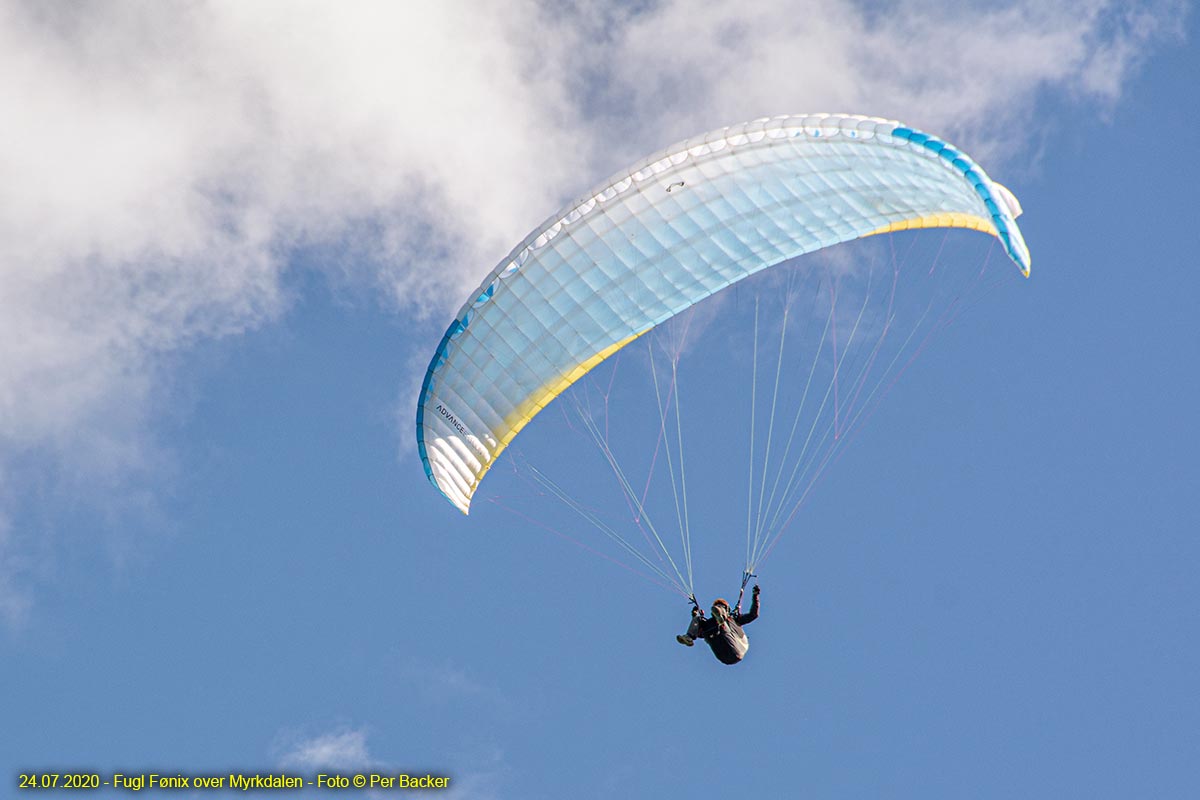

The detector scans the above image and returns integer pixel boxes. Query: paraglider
[415,113,1030,627]
[678,584,761,666]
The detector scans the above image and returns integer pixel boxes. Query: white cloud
[273,726,510,800]
[584,0,1186,167]
[275,728,373,772]
[0,0,1186,618]
[0,0,578,444]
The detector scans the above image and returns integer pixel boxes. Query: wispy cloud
[577,0,1186,167]
[391,655,513,711]
[0,0,1186,619]
[273,726,510,800]
[275,728,373,772]
[440,748,509,800]
[0,508,34,628]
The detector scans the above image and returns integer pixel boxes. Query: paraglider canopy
[416,113,1030,515]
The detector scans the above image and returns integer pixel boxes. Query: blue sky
[3,2,1198,798]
